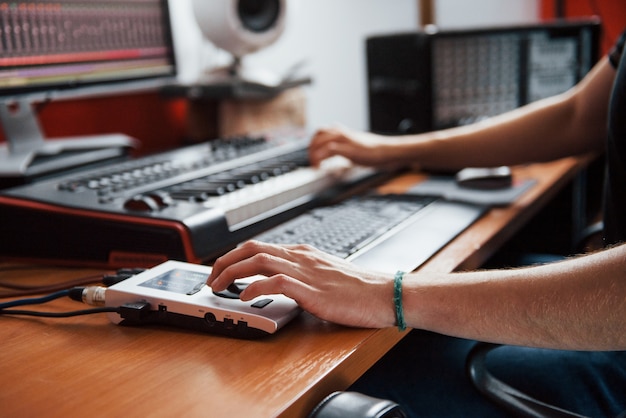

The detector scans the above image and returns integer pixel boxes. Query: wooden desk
[0,157,586,418]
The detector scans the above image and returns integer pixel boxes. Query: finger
[309,127,348,166]
[208,242,332,292]
[214,240,316,276]
[209,240,273,280]
[310,126,347,148]
[208,242,298,290]
[240,275,343,326]
[238,273,313,302]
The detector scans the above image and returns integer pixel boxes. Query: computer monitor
[367,20,601,135]
[0,0,177,183]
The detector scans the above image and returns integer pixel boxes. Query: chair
[465,342,589,418]
[308,391,407,418]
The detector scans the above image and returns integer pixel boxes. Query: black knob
[123,195,160,212]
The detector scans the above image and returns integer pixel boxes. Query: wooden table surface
[0,158,585,418]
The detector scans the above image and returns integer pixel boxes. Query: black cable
[554,0,565,19]
[0,289,71,309]
[586,0,619,52]
[0,273,106,298]
[0,273,102,290]
[0,269,147,318]
[0,307,120,317]
[0,286,118,318]
[0,267,144,298]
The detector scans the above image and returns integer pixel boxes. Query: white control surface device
[105,260,300,339]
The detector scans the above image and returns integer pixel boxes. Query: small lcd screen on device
[139,269,207,295]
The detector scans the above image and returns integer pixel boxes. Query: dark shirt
[603,30,626,245]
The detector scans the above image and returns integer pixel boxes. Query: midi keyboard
[0,131,378,267]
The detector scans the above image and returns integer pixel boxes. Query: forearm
[207,241,626,350]
[384,59,612,171]
[387,97,600,171]
[402,244,626,350]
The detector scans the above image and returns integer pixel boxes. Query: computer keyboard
[254,193,487,273]
[256,194,437,258]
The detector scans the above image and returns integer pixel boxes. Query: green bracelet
[394,270,407,332]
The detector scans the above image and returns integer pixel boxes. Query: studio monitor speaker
[192,0,287,58]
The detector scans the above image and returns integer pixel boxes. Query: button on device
[212,282,249,299]
[123,195,160,212]
[187,281,205,295]
[251,298,273,309]
[123,192,173,212]
[147,191,174,208]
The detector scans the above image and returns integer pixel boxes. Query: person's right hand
[207,240,396,329]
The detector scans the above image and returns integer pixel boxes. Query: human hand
[308,125,398,168]
[207,240,396,329]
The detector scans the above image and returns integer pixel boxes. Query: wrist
[386,135,428,167]
[393,271,407,331]
[366,272,398,329]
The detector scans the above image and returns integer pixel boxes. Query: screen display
[139,268,207,296]
[0,0,176,97]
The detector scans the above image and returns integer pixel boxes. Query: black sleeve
[609,29,626,68]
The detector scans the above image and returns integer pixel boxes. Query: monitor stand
[0,100,138,187]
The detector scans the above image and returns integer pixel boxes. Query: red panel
[0,93,189,156]
[541,0,626,53]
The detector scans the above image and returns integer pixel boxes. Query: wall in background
[435,0,539,29]
[170,0,540,132]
